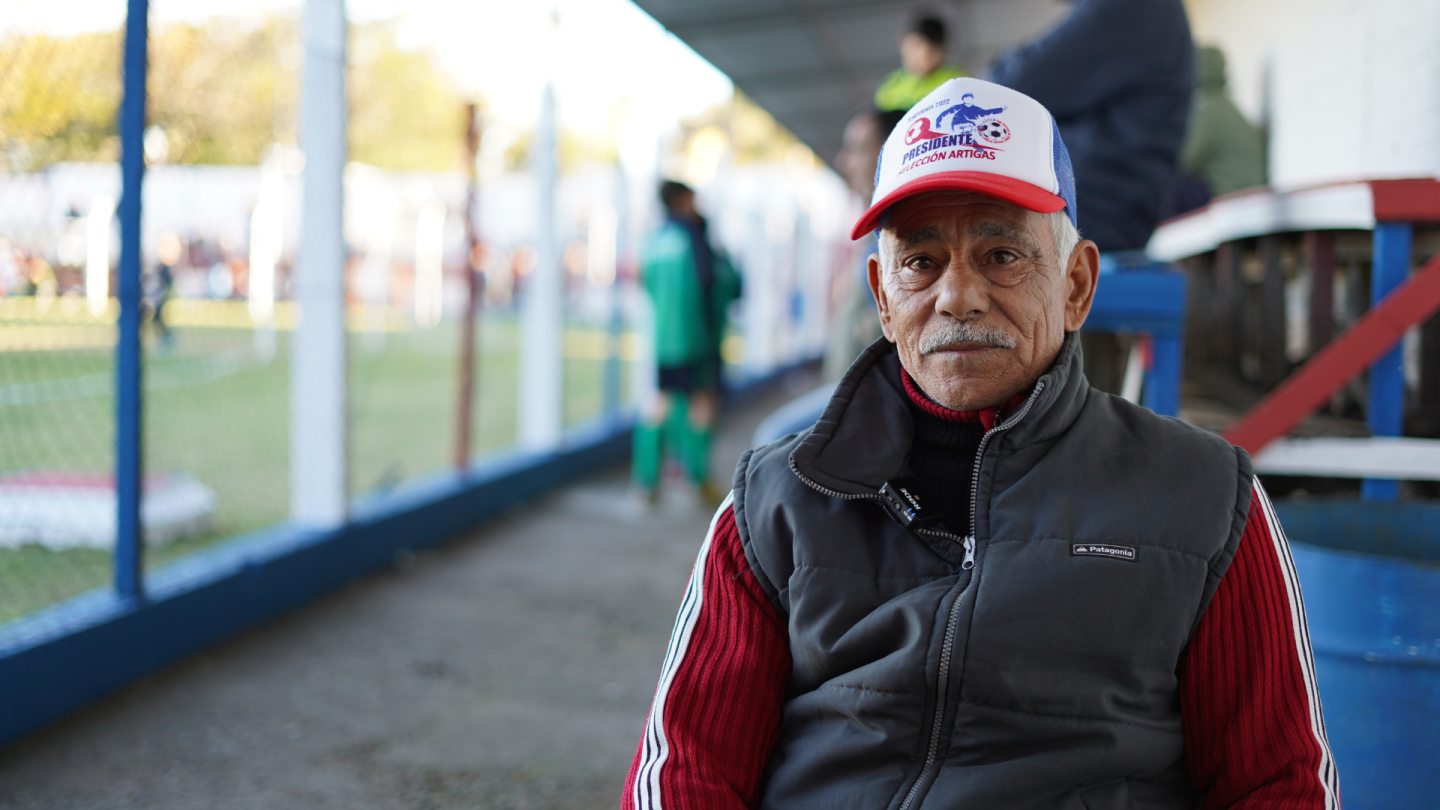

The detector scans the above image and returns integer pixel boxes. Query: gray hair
[877,209,1080,274]
[1048,210,1080,273]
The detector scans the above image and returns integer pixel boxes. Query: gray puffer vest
[732,333,1253,810]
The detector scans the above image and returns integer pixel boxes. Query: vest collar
[790,331,1088,497]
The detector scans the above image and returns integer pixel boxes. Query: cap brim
[849,172,1067,241]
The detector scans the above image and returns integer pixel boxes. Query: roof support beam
[657,0,900,38]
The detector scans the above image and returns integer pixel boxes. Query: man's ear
[867,252,895,342]
[1063,240,1100,332]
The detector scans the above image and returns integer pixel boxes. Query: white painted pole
[292,0,348,526]
[86,195,115,317]
[518,82,563,450]
[414,201,446,328]
[249,153,283,359]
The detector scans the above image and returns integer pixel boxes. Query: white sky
[5,0,735,143]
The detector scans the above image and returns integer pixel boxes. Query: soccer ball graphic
[905,118,930,145]
[977,119,1011,144]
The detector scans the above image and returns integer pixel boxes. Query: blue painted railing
[1086,252,1187,417]
[0,418,630,746]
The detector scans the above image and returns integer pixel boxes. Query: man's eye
[991,250,1017,264]
[906,256,935,271]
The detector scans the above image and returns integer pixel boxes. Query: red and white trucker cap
[851,77,1078,240]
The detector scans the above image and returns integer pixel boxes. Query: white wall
[1186,0,1440,191]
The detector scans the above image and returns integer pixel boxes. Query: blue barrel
[1275,501,1440,810]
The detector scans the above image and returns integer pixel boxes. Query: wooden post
[1198,252,1220,364]
[455,103,482,470]
[1305,230,1335,356]
[1214,240,1238,375]
[1420,308,1440,438]
[1259,234,1287,388]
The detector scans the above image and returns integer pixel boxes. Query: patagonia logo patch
[1071,543,1137,562]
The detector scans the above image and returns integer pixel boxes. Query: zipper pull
[962,535,976,570]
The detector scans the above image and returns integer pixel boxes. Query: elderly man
[622,79,1338,810]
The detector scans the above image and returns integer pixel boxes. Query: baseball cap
[851,77,1077,240]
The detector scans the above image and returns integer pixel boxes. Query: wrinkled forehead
[879,190,1041,246]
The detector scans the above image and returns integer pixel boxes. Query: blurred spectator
[987,0,1194,251]
[146,233,181,349]
[633,181,740,506]
[29,258,56,302]
[987,0,1193,394]
[1180,46,1266,203]
[874,14,966,112]
[825,107,905,382]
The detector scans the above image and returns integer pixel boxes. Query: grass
[0,313,629,623]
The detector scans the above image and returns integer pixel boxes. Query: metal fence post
[114,0,148,601]
[518,82,563,449]
[292,0,349,526]
[1363,221,1412,502]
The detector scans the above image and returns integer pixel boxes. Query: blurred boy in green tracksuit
[633,181,741,504]
[874,14,966,112]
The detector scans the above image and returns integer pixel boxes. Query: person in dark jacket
[987,0,1194,251]
[622,78,1337,809]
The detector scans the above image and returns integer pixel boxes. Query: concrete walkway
[0,376,817,810]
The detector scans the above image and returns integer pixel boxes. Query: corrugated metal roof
[631,0,1071,160]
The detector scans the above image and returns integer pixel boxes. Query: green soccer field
[0,313,629,623]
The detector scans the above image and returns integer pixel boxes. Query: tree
[348,21,464,171]
[148,17,299,165]
[0,30,123,170]
[0,16,465,172]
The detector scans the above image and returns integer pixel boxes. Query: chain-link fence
[0,22,124,621]
[0,8,850,630]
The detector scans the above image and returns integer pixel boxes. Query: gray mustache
[918,320,1018,354]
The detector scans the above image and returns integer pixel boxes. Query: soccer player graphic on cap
[935,92,1007,133]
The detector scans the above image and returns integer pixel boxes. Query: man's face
[669,189,698,221]
[900,33,944,76]
[835,115,883,199]
[867,191,1099,411]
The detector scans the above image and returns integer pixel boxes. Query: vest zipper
[915,528,973,568]
[895,379,1046,810]
[787,456,884,503]
[963,380,1046,542]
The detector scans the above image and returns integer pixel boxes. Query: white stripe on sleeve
[632,492,734,810]
[1252,478,1340,808]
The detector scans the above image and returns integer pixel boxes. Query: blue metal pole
[1143,334,1183,418]
[115,0,148,600]
[1362,222,1411,502]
